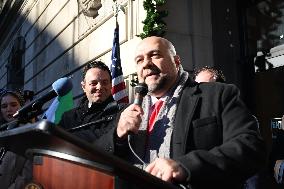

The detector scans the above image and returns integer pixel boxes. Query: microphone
[67,116,114,132]
[133,83,148,106]
[66,101,121,132]
[128,83,148,166]
[13,77,73,119]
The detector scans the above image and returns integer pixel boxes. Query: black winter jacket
[59,96,122,143]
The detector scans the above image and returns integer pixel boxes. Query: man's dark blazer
[95,78,267,189]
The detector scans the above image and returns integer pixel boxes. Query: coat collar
[172,79,200,157]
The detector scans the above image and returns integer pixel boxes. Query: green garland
[138,0,168,39]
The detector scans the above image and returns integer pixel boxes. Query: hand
[145,158,188,182]
[116,104,144,138]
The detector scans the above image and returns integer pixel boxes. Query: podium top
[0,120,180,189]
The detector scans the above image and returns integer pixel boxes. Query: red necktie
[148,100,164,133]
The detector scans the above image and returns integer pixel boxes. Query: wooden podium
[0,120,179,189]
[32,155,114,189]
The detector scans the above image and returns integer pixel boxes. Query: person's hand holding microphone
[116,83,148,138]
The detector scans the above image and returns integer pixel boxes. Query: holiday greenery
[138,0,168,39]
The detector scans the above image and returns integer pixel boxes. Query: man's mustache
[144,67,161,77]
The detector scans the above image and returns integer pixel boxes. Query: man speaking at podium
[59,61,121,143]
[97,37,267,189]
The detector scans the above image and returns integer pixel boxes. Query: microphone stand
[66,101,121,132]
[66,115,115,132]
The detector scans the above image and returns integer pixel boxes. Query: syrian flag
[110,21,129,104]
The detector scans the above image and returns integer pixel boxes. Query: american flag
[110,22,129,104]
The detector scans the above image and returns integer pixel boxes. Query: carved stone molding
[77,0,127,39]
[78,0,102,18]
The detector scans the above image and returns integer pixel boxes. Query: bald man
[97,36,266,189]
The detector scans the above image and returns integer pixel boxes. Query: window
[6,36,25,90]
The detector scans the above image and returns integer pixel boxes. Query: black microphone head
[135,83,148,97]
[52,77,73,96]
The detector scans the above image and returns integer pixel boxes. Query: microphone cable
[128,136,189,189]
[126,82,148,167]
[127,134,147,167]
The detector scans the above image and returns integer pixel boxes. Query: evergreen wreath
[138,0,168,39]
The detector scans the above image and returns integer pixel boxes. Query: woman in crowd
[0,90,33,189]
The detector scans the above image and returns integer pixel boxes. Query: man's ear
[81,81,85,91]
[174,55,181,69]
